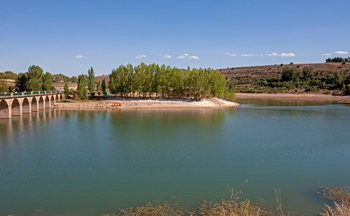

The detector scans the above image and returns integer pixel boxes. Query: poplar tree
[42,72,53,91]
[64,82,69,99]
[87,67,95,92]
[101,79,106,94]
[77,74,87,99]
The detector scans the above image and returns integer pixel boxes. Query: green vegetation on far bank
[222,63,350,95]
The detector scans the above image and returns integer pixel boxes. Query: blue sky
[1,0,349,76]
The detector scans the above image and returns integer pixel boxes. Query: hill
[219,63,350,94]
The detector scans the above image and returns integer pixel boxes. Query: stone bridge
[0,91,64,118]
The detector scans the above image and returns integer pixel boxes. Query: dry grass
[321,202,350,216]
[320,186,350,216]
[104,180,278,216]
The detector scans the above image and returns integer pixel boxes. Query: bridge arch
[23,97,31,114]
[11,98,22,116]
[32,97,39,112]
[0,99,11,118]
[51,95,56,105]
[39,96,45,110]
[45,95,51,108]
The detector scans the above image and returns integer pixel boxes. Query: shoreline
[54,97,239,110]
[235,93,350,103]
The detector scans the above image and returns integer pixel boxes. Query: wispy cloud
[75,55,87,59]
[241,54,257,57]
[322,53,331,56]
[266,52,278,56]
[335,51,348,55]
[135,55,147,59]
[177,53,199,59]
[159,54,172,59]
[280,53,295,57]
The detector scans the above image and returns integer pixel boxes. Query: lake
[1,98,350,215]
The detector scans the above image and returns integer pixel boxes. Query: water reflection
[0,103,349,216]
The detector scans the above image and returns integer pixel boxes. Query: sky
[1,0,349,77]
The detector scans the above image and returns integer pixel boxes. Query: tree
[302,66,314,81]
[96,81,101,92]
[27,65,44,91]
[42,72,53,91]
[64,82,69,99]
[102,79,106,94]
[281,67,300,82]
[87,67,95,92]
[77,74,87,99]
[0,79,9,92]
[71,76,78,82]
[15,73,28,91]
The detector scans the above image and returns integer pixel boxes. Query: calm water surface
[1,99,350,216]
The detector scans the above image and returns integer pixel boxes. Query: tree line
[107,63,235,101]
[326,57,349,63]
[234,66,350,94]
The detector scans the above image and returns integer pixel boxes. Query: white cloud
[241,54,257,57]
[322,53,331,56]
[159,54,172,59]
[135,55,147,59]
[266,52,278,56]
[75,55,87,59]
[335,51,348,55]
[177,53,199,59]
[280,53,295,57]
[230,53,237,57]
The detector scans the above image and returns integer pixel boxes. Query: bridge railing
[0,91,63,97]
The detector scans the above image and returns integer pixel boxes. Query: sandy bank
[236,93,350,103]
[54,97,239,110]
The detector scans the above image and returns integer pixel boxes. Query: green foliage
[344,84,350,95]
[281,66,300,82]
[15,73,28,91]
[326,57,345,63]
[102,79,106,94]
[0,71,17,79]
[96,81,101,92]
[71,76,78,82]
[42,72,53,91]
[0,79,9,92]
[77,74,87,99]
[302,66,314,81]
[52,73,71,82]
[64,82,69,99]
[27,65,44,91]
[108,63,230,100]
[87,67,95,92]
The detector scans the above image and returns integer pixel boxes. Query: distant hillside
[95,75,109,84]
[219,63,350,84]
[219,63,350,94]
